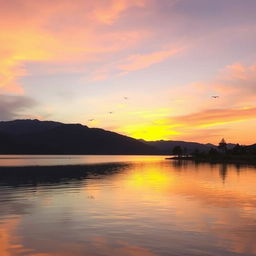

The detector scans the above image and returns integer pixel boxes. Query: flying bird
[211,96,219,98]
[88,119,94,121]
[124,97,128,100]
[108,112,113,114]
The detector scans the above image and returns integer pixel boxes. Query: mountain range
[0,119,235,155]
[144,140,215,154]
[144,140,236,154]
[0,119,156,154]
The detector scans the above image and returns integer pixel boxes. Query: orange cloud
[92,0,145,24]
[220,63,248,80]
[121,106,256,142]
[152,61,256,143]
[172,107,256,127]
[0,0,148,93]
[190,62,256,107]
[0,27,57,93]
[120,48,181,72]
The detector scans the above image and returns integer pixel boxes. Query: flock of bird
[88,95,219,122]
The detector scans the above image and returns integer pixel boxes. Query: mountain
[244,144,256,154]
[144,140,216,154]
[0,119,62,135]
[0,119,157,155]
[0,119,237,155]
[144,140,237,154]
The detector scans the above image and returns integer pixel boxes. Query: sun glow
[122,123,180,140]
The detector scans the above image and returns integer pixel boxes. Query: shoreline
[166,156,256,165]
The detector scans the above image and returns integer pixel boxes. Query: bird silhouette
[211,96,219,98]
[88,119,94,121]
[108,112,113,114]
[124,97,128,100]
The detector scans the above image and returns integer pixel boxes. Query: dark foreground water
[0,155,256,256]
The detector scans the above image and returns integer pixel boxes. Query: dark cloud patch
[0,95,36,120]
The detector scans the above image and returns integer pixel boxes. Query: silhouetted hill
[246,144,256,149]
[0,119,62,135]
[145,140,237,154]
[0,120,157,155]
[245,144,256,154]
[144,140,216,154]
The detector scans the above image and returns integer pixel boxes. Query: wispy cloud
[92,0,146,24]
[0,0,148,92]
[172,107,256,128]
[0,94,37,120]
[119,48,181,72]
[190,62,256,106]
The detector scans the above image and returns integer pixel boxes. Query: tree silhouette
[218,138,227,153]
[208,148,218,156]
[172,146,183,157]
[183,147,188,157]
[232,144,245,155]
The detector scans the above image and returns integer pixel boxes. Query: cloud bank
[0,95,36,120]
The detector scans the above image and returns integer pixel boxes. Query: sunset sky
[1,0,256,144]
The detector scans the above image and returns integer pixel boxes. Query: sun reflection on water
[1,158,256,256]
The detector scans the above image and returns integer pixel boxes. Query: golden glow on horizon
[122,123,180,141]
[0,0,256,144]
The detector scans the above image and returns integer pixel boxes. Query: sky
[0,0,256,144]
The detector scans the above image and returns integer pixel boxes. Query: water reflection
[0,158,256,256]
[0,155,165,167]
[0,163,128,187]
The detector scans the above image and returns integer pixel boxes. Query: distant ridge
[143,140,215,154]
[0,119,237,155]
[144,140,236,154]
[0,119,62,135]
[0,119,157,155]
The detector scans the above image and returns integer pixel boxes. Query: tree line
[172,139,256,163]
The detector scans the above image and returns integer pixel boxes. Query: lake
[0,155,256,256]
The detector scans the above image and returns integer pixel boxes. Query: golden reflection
[0,217,23,256]
[0,222,156,256]
[102,161,256,255]
[125,166,176,190]
[0,203,156,256]
[2,160,256,256]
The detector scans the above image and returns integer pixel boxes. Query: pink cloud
[0,0,149,93]
[181,62,256,110]
[92,0,146,24]
[172,107,256,127]
[119,48,181,72]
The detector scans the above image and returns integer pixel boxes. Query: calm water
[0,156,256,256]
